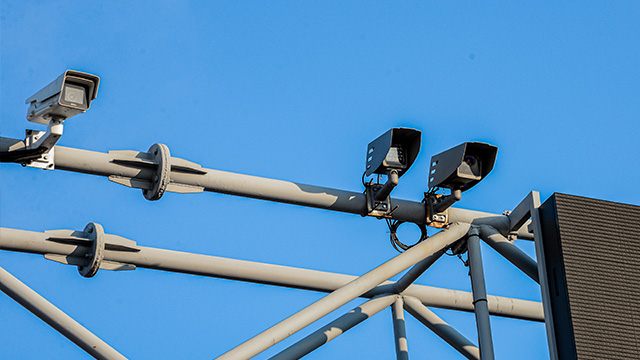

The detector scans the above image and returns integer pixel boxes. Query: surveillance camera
[25,70,100,125]
[428,142,497,192]
[365,128,421,178]
[363,128,421,217]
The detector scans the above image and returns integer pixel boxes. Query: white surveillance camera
[25,70,100,125]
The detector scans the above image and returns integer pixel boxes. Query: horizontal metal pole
[0,137,533,239]
[0,265,127,360]
[479,225,540,283]
[403,296,480,360]
[216,223,470,360]
[270,294,398,360]
[0,226,544,322]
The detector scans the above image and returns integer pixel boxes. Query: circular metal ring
[143,143,171,201]
[78,222,105,278]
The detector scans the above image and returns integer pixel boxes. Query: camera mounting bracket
[424,193,450,228]
[364,182,395,218]
[21,117,65,170]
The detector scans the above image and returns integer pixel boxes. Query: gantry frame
[0,137,551,359]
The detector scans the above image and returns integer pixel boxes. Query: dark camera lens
[464,155,477,166]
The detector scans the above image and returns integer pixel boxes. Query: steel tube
[391,297,410,360]
[478,225,539,283]
[0,227,544,322]
[403,296,479,360]
[215,223,470,360]
[0,266,127,360]
[0,138,534,240]
[394,249,445,293]
[467,231,495,360]
[269,294,398,360]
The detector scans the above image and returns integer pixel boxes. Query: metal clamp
[44,222,140,278]
[108,143,207,201]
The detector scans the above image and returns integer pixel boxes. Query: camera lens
[63,84,86,105]
[464,155,477,166]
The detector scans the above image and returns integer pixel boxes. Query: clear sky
[1,1,639,359]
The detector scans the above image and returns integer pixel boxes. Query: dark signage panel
[539,193,640,360]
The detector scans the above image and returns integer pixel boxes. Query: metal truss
[0,137,550,359]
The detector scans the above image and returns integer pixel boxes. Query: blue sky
[1,2,639,359]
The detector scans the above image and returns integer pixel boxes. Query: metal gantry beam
[0,137,533,240]
[0,266,127,360]
[0,226,544,322]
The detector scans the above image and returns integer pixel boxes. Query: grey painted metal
[391,297,410,360]
[528,192,559,360]
[269,294,398,360]
[215,223,470,360]
[0,138,533,240]
[478,225,539,283]
[393,249,445,293]
[467,230,495,360]
[402,296,480,360]
[0,226,544,321]
[0,265,127,360]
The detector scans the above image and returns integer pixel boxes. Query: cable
[386,219,428,252]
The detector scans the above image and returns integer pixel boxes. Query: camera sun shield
[365,128,421,178]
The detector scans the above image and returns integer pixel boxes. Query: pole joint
[43,222,140,277]
[108,143,207,200]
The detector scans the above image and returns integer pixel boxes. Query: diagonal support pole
[393,248,446,294]
[269,294,398,360]
[0,265,127,360]
[467,228,495,360]
[391,296,410,360]
[215,222,470,360]
[403,296,479,360]
[478,225,539,283]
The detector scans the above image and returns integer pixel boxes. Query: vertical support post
[467,228,495,360]
[529,191,559,360]
[391,297,410,360]
[0,266,127,360]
